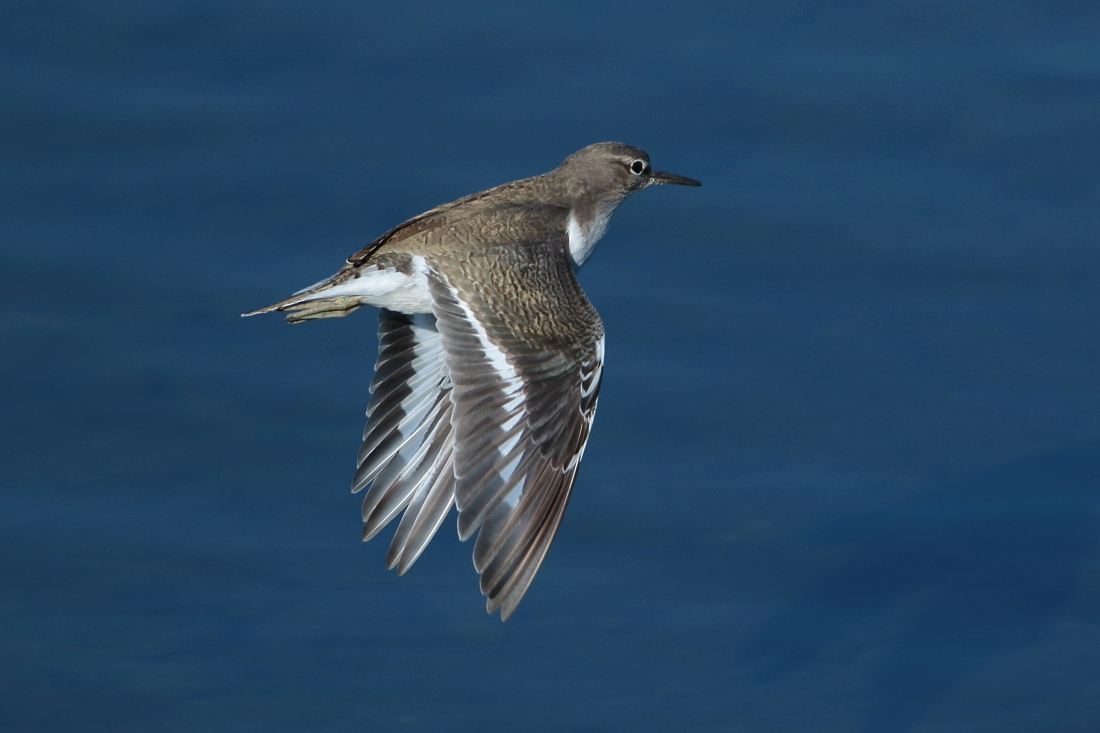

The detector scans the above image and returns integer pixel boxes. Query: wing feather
[426,238,604,619]
[354,310,455,570]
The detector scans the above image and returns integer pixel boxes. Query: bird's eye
[630,159,647,175]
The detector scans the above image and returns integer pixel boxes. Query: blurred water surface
[3,2,1099,731]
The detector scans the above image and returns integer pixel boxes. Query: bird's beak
[648,169,701,187]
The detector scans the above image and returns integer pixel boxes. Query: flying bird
[244,142,700,619]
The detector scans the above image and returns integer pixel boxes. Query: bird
[244,142,700,619]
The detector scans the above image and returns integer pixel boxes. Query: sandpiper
[245,142,700,619]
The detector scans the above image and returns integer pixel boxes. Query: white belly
[306,255,433,313]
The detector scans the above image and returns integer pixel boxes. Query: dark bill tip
[649,169,702,187]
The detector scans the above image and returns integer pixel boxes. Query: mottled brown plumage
[244,142,699,619]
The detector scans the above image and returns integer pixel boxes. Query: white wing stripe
[444,280,525,395]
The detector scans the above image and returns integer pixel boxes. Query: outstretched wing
[353,310,456,574]
[427,238,604,619]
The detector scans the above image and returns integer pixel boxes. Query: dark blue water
[4,2,1099,731]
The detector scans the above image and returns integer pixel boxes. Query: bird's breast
[566,207,614,269]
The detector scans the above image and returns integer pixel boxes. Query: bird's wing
[354,309,456,575]
[427,238,604,619]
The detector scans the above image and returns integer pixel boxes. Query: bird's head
[555,142,701,204]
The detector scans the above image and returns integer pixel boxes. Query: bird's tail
[242,279,366,323]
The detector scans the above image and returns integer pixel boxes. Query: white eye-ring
[630,159,647,175]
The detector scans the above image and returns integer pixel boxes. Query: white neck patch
[566,208,614,268]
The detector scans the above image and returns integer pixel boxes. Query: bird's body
[245,142,699,619]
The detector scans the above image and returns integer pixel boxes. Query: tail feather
[241,293,366,323]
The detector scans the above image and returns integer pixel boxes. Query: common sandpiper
[245,142,700,619]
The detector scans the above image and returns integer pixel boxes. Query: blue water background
[3,2,1100,730]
